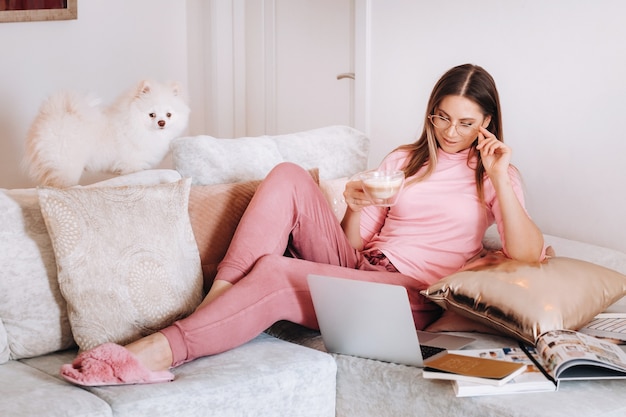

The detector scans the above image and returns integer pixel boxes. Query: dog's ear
[136,80,152,97]
[171,82,182,96]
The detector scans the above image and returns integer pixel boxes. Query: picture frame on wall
[0,0,77,23]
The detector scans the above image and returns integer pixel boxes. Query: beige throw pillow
[188,169,320,290]
[38,178,203,351]
[421,251,626,345]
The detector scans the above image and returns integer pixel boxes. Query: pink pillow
[188,169,320,292]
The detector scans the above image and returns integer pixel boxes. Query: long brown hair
[397,64,503,201]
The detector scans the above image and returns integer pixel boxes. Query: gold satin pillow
[421,251,626,345]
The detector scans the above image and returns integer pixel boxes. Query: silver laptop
[307,274,474,367]
[580,302,626,342]
[580,316,626,342]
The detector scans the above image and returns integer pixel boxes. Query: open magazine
[528,329,626,384]
[438,330,626,397]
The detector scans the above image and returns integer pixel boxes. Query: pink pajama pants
[160,162,440,367]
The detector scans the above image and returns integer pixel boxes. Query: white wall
[0,0,192,189]
[1,0,624,254]
[365,0,626,253]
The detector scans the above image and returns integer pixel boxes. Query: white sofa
[2,126,626,417]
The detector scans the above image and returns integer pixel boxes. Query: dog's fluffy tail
[23,91,102,187]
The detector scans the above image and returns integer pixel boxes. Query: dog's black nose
[158,120,166,128]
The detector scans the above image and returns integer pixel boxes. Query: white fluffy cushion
[172,136,283,185]
[171,125,370,185]
[38,178,203,351]
[270,126,369,180]
[421,251,626,345]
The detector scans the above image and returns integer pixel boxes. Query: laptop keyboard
[420,344,446,359]
[580,317,626,341]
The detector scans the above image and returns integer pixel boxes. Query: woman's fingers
[343,180,373,211]
[476,126,507,156]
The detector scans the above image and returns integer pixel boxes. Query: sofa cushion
[189,168,320,289]
[0,323,7,363]
[22,333,337,417]
[270,126,369,179]
[421,251,626,345]
[38,178,203,351]
[189,180,262,289]
[0,360,112,417]
[172,135,284,185]
[171,125,370,185]
[0,189,75,363]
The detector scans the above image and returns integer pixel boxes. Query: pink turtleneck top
[360,148,527,285]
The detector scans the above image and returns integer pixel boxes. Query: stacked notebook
[423,347,556,397]
[423,329,626,397]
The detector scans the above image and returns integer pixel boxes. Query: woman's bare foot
[195,279,233,311]
[125,332,173,372]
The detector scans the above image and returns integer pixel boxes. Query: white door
[245,0,355,136]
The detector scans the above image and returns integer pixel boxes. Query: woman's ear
[482,115,492,128]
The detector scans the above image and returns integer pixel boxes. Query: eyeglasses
[428,115,479,137]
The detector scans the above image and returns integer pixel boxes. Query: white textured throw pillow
[171,125,370,185]
[38,178,203,351]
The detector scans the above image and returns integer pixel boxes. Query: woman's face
[431,95,491,154]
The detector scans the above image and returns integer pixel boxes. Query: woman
[62,63,545,386]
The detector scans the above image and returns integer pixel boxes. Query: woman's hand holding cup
[344,170,405,210]
[343,175,372,212]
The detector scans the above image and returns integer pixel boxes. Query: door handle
[336,72,355,80]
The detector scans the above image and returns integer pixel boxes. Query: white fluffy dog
[24,80,190,187]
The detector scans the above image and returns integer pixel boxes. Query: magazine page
[448,347,556,397]
[535,330,626,380]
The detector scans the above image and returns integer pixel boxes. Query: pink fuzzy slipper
[60,343,175,387]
